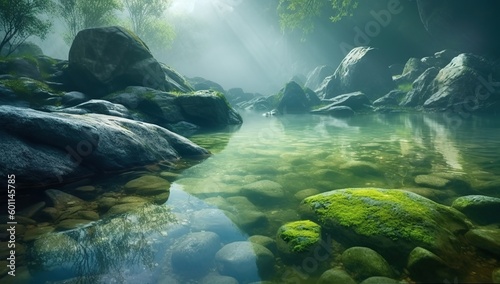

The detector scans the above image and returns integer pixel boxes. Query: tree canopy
[56,0,122,44]
[0,0,52,56]
[278,0,359,35]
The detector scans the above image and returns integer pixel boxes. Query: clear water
[16,112,500,283]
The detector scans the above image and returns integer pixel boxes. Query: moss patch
[397,82,413,92]
[277,220,321,253]
[302,188,457,246]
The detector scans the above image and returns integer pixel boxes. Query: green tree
[0,0,52,56]
[122,0,175,51]
[278,0,358,35]
[56,0,122,44]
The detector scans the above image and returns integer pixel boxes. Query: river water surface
[18,112,500,283]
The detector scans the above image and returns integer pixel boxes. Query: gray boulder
[68,26,190,96]
[400,67,439,107]
[373,90,406,107]
[0,105,208,186]
[59,99,131,118]
[317,47,393,100]
[175,90,243,127]
[318,268,356,284]
[276,81,311,114]
[422,53,500,112]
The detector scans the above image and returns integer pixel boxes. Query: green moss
[277,220,321,253]
[2,78,61,106]
[303,188,436,245]
[397,82,413,92]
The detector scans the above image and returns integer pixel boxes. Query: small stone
[240,180,285,204]
[276,220,321,258]
[40,207,60,221]
[123,175,170,195]
[407,247,454,283]
[414,175,450,188]
[23,226,55,242]
[318,268,356,284]
[55,219,93,231]
[45,189,85,210]
[248,235,277,254]
[466,229,500,255]
[341,246,396,281]
[294,188,320,201]
[452,195,500,225]
[106,202,146,216]
[359,276,401,284]
[340,161,382,176]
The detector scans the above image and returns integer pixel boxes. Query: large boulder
[317,47,393,100]
[311,91,371,114]
[305,65,334,91]
[175,90,242,128]
[68,26,190,97]
[399,67,439,107]
[299,188,470,266]
[276,81,311,114]
[0,105,209,186]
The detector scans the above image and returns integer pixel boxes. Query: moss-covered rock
[276,220,321,258]
[452,195,500,225]
[300,188,470,265]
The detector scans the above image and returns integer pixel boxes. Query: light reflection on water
[23,112,500,283]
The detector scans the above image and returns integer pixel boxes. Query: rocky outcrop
[67,26,191,97]
[317,47,393,100]
[0,105,209,186]
[311,91,371,115]
[305,65,334,91]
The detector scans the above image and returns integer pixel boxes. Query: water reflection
[21,112,500,283]
[27,186,265,283]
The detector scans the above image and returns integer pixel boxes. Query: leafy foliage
[122,0,175,52]
[55,0,122,44]
[278,0,358,36]
[0,0,52,56]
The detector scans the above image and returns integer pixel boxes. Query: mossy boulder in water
[276,220,321,258]
[452,195,500,225]
[300,188,470,265]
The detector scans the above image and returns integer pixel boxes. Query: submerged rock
[341,246,396,281]
[215,241,275,282]
[240,180,285,204]
[171,231,221,276]
[407,246,455,283]
[318,268,356,284]
[276,220,321,258]
[465,229,500,256]
[124,175,171,196]
[300,188,470,265]
[452,195,500,225]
